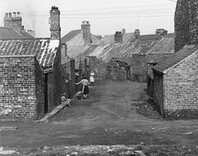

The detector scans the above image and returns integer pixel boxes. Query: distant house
[61,21,101,59]
[101,28,134,44]
[106,58,130,81]
[0,12,34,40]
[152,45,198,119]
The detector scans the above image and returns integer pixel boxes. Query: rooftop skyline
[0,0,177,38]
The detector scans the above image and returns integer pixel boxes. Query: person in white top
[90,71,95,86]
[76,75,89,99]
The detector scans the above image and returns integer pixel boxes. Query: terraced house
[0,6,63,119]
[0,12,35,40]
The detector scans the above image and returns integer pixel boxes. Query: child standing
[90,71,95,86]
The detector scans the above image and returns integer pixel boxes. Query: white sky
[0,0,177,38]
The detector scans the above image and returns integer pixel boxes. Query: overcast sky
[0,0,177,38]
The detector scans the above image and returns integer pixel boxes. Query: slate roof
[0,27,34,40]
[77,45,98,58]
[147,33,175,54]
[101,33,134,44]
[61,30,81,43]
[152,45,198,74]
[0,39,59,68]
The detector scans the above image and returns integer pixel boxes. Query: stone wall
[163,51,198,119]
[0,56,38,119]
[175,0,198,52]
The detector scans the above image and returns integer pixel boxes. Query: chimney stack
[134,29,140,39]
[4,12,23,33]
[155,28,168,40]
[49,6,61,40]
[114,31,123,43]
[122,28,126,35]
[81,21,91,45]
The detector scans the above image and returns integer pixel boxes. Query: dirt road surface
[0,79,198,155]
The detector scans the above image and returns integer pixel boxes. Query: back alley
[0,79,198,155]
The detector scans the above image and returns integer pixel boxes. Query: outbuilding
[152,45,198,119]
[0,39,62,119]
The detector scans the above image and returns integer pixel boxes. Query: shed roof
[152,45,198,74]
[0,39,59,68]
[0,27,34,40]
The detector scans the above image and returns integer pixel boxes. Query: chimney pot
[9,12,12,17]
[17,12,20,17]
[5,13,8,17]
[13,12,16,17]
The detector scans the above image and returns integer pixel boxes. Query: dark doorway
[44,74,48,114]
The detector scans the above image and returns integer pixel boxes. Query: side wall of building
[53,46,62,106]
[0,56,37,119]
[163,51,198,118]
[35,58,45,119]
[153,71,164,116]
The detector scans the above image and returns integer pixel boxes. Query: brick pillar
[84,58,88,78]
[70,59,76,97]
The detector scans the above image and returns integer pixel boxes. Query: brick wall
[175,0,198,52]
[163,51,198,118]
[0,56,38,119]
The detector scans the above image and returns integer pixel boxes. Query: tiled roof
[0,39,59,68]
[61,30,81,43]
[0,27,34,40]
[152,45,198,74]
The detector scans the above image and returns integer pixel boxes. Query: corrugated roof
[0,39,59,68]
[61,30,81,43]
[152,45,198,74]
[0,27,34,40]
